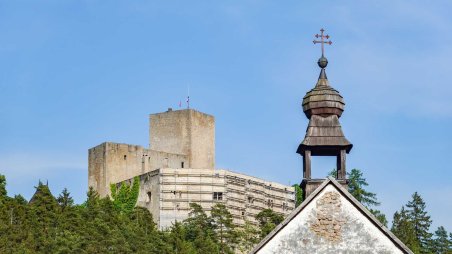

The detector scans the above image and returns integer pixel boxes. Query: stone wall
[88,142,188,197]
[149,109,215,169]
[256,184,406,254]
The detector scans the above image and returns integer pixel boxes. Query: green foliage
[211,203,239,254]
[0,174,7,200]
[347,169,379,207]
[292,184,303,207]
[5,173,447,254]
[329,168,388,226]
[432,226,451,254]
[110,176,140,214]
[391,207,421,253]
[391,192,440,254]
[255,208,284,238]
[406,192,433,254]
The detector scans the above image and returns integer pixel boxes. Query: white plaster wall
[258,184,405,254]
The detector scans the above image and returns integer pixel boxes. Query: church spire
[298,29,353,199]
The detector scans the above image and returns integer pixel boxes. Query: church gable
[251,177,412,254]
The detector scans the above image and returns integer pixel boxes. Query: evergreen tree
[0,174,7,201]
[347,169,379,207]
[391,207,420,253]
[184,203,215,243]
[406,192,433,254]
[57,188,74,212]
[28,181,59,253]
[166,221,196,254]
[211,203,238,254]
[255,208,284,238]
[328,168,388,226]
[432,226,451,254]
[237,220,259,253]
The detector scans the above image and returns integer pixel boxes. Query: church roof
[302,76,345,119]
[297,114,353,155]
[250,177,413,254]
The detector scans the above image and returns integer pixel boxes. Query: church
[250,29,413,253]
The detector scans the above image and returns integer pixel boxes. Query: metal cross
[313,28,332,56]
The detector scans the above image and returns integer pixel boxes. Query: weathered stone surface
[251,179,412,254]
[88,108,296,229]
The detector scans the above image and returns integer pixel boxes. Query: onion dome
[302,57,345,119]
[298,56,352,155]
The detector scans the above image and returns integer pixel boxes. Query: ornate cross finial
[313,28,332,57]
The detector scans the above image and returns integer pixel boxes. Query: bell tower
[298,29,353,199]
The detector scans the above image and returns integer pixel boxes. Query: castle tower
[149,108,215,169]
[297,29,352,198]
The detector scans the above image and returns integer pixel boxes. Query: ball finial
[317,56,328,68]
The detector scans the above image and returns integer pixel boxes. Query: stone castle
[88,108,295,228]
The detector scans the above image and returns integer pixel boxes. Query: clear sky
[1,1,451,231]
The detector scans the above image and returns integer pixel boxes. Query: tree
[329,168,387,226]
[347,169,379,207]
[391,207,420,253]
[184,203,215,242]
[0,174,7,201]
[406,192,433,254]
[432,226,451,254]
[166,221,196,254]
[211,203,238,254]
[57,188,74,212]
[110,176,140,214]
[292,184,303,207]
[255,208,284,238]
[237,220,260,253]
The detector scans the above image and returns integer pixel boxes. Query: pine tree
[57,188,74,212]
[237,220,260,253]
[184,203,215,243]
[347,169,379,207]
[406,192,433,254]
[432,226,451,254]
[329,168,388,226]
[0,174,7,201]
[391,207,420,253]
[255,208,284,238]
[28,181,59,253]
[211,203,238,254]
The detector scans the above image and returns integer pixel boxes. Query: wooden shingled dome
[297,61,352,156]
[302,71,345,119]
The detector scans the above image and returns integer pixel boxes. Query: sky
[1,1,451,231]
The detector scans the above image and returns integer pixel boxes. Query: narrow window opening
[181,162,184,168]
[213,192,223,200]
[146,192,152,203]
[123,155,127,160]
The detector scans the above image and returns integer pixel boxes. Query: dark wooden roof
[299,69,352,154]
[298,115,352,155]
[302,78,345,119]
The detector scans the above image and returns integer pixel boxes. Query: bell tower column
[297,28,353,199]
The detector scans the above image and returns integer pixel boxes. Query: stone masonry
[89,108,295,228]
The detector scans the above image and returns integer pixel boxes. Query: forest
[0,169,450,254]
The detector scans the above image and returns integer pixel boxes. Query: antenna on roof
[187,84,190,109]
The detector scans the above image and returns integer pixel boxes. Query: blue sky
[1,1,451,231]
